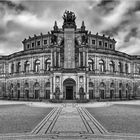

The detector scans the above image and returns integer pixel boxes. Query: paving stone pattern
[52,104,87,133]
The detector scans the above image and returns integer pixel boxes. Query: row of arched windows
[88,59,129,73]
[9,82,50,99]
[89,82,131,99]
[89,82,131,90]
[10,59,51,74]
[10,82,50,89]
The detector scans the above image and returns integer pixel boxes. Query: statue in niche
[79,87,85,100]
[81,35,88,45]
[51,34,57,45]
[75,36,81,45]
[55,86,60,100]
[58,36,63,46]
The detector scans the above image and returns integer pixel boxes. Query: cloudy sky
[0,0,140,55]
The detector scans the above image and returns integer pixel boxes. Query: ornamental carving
[62,10,76,28]
[63,10,76,23]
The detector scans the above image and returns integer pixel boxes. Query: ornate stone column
[21,60,24,73]
[8,63,11,74]
[14,61,16,73]
[96,57,99,73]
[83,51,85,67]
[30,57,34,73]
[86,76,89,99]
[40,56,44,73]
[50,76,53,99]
[50,51,53,71]
[54,51,56,67]
[86,51,88,71]
[58,52,60,67]
[79,52,81,67]
[106,57,109,73]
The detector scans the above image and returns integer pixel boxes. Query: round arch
[44,82,50,99]
[99,82,106,99]
[89,82,94,99]
[63,78,76,100]
[33,82,40,99]
[24,82,29,98]
[110,82,115,99]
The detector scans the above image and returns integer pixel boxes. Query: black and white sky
[0,0,140,55]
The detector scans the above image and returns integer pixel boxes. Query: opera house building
[0,11,140,101]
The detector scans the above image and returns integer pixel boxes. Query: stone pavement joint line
[80,107,108,134]
[51,103,88,135]
[31,107,62,135]
[77,107,103,134]
[34,103,107,137]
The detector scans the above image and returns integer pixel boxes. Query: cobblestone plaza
[0,101,140,140]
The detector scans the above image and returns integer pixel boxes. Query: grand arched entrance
[63,78,76,100]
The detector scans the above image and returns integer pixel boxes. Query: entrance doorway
[66,86,73,100]
[63,78,76,100]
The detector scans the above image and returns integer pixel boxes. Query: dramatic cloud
[0,0,140,55]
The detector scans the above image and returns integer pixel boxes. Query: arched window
[11,63,14,74]
[110,82,114,99]
[99,82,105,99]
[89,82,94,99]
[88,59,94,71]
[45,82,50,99]
[126,83,129,98]
[17,83,20,98]
[10,83,14,98]
[109,61,115,72]
[34,59,40,72]
[16,62,21,73]
[118,62,123,73]
[34,82,40,99]
[45,59,51,71]
[125,63,128,74]
[24,82,29,98]
[24,61,30,73]
[99,60,105,72]
[79,87,84,100]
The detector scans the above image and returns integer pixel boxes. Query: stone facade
[0,10,140,100]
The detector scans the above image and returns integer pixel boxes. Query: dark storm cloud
[0,0,26,13]
[124,27,138,42]
[96,0,120,15]
[0,0,140,55]
[127,1,140,15]
[97,0,119,9]
[101,19,130,37]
